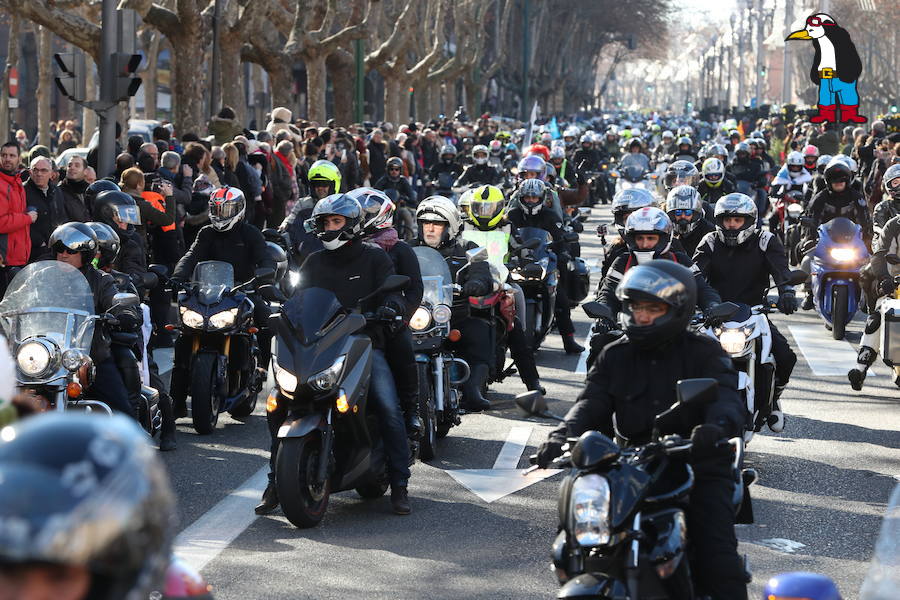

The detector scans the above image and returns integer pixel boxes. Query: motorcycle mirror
[577,207,592,222]
[148,263,169,279]
[466,247,490,263]
[140,271,159,290]
[886,254,900,266]
[788,269,809,285]
[514,391,564,422]
[571,431,621,470]
[257,284,287,303]
[563,231,579,243]
[111,292,140,308]
[675,378,719,407]
[708,301,739,320]
[254,267,276,283]
[582,301,613,321]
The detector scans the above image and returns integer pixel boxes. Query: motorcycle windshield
[0,261,94,351]
[821,217,859,244]
[518,227,553,262]
[460,229,510,282]
[283,287,347,344]
[860,483,900,599]
[413,247,453,306]
[192,261,234,305]
[621,164,646,182]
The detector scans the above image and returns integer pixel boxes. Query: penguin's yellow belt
[819,68,835,79]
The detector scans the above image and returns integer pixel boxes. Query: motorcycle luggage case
[881,298,900,367]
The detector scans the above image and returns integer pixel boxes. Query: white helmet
[208,186,246,231]
[666,185,704,235]
[416,195,462,247]
[346,187,395,234]
[624,206,674,264]
[472,144,489,165]
[786,151,804,167]
[549,146,566,160]
[714,193,758,247]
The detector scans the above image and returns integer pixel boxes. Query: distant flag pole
[522,101,539,153]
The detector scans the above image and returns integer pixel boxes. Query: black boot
[462,363,491,412]
[158,392,177,451]
[562,333,585,354]
[255,480,279,515]
[390,485,411,515]
[514,351,546,395]
[848,345,877,391]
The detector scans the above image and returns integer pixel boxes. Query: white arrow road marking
[754,538,807,554]
[445,426,561,503]
[173,465,269,572]
[788,324,879,377]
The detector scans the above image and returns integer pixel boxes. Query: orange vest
[141,191,175,232]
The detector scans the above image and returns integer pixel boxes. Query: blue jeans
[818,78,859,106]
[92,357,135,416]
[369,350,411,487]
[755,188,768,226]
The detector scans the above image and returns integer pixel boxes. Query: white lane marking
[788,324,879,377]
[173,465,269,572]
[575,332,592,375]
[492,426,532,469]
[154,347,175,375]
[446,425,561,502]
[754,538,807,554]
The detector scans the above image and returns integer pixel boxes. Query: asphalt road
[157,204,900,600]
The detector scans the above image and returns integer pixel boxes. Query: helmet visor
[470,200,502,219]
[616,263,691,306]
[113,204,141,225]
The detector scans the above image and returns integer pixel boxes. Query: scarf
[368,227,399,252]
[275,151,293,172]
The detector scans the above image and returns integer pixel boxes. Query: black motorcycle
[168,261,272,434]
[518,379,755,599]
[269,275,409,528]
[410,247,469,460]
[510,227,558,349]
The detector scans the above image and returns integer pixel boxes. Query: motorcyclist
[768,151,813,232]
[872,164,900,232]
[258,193,412,516]
[666,185,715,257]
[664,160,701,193]
[693,193,798,431]
[0,413,177,600]
[573,133,604,172]
[279,159,342,260]
[86,221,177,451]
[92,190,147,285]
[731,142,766,222]
[696,157,736,212]
[653,130,676,162]
[454,144,501,187]
[170,186,275,417]
[506,179,584,354]
[672,136,697,163]
[375,156,417,206]
[428,144,463,196]
[351,187,424,448]
[535,260,748,599]
[548,146,578,187]
[603,129,621,162]
[507,155,564,220]
[600,188,658,279]
[49,222,141,417]
[802,144,821,176]
[619,138,651,172]
[848,211,900,390]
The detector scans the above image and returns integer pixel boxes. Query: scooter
[518,380,755,599]
[269,275,409,528]
[807,217,870,340]
[877,254,900,386]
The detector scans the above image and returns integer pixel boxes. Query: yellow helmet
[466,185,506,231]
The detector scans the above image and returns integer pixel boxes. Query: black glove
[704,303,725,327]
[592,316,616,335]
[535,439,564,469]
[375,305,398,321]
[777,290,796,315]
[690,424,727,461]
[462,280,489,297]
[880,278,897,297]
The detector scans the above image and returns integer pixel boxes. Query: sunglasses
[806,16,834,27]
[53,244,80,255]
[388,167,401,172]
[887,179,900,190]
[804,157,818,163]
[673,209,693,216]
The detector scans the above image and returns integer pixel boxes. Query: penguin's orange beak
[786,29,812,40]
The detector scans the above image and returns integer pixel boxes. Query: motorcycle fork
[626,511,641,598]
[317,409,334,485]
[434,354,445,412]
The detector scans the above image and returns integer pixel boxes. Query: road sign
[8,98,18,109]
[8,67,18,97]
[445,425,561,503]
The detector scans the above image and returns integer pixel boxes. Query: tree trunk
[0,15,20,144]
[262,57,292,113]
[464,77,478,118]
[327,50,354,126]
[414,81,431,122]
[82,56,96,144]
[251,63,265,131]
[383,72,403,126]
[36,26,52,147]
[169,34,204,135]
[304,52,328,124]
[219,32,246,126]
[143,33,161,120]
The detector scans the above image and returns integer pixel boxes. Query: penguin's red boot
[840,105,868,123]
[809,104,836,123]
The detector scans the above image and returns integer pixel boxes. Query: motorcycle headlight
[510,270,525,281]
[16,341,54,377]
[289,270,300,288]
[61,348,88,371]
[209,308,238,329]
[830,248,856,262]
[410,307,432,331]
[432,304,452,324]
[275,364,298,393]
[718,329,747,354]
[571,474,611,547]
[786,203,803,218]
[307,355,345,392]
[179,307,204,329]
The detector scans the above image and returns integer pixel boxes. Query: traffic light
[53,52,85,101]
[113,53,142,101]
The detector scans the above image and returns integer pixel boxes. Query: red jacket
[0,170,32,266]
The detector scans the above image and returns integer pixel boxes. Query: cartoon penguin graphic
[786,13,867,124]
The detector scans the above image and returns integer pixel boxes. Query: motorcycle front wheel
[191,353,221,435]
[276,435,331,528]
[417,362,438,461]
[832,285,848,340]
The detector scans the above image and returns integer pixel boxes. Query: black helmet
[308,193,363,250]
[386,156,404,179]
[664,160,699,190]
[0,413,175,599]
[265,241,288,282]
[85,180,120,208]
[93,190,141,228]
[49,222,99,265]
[883,163,900,202]
[824,161,852,190]
[86,221,121,270]
[615,260,697,348]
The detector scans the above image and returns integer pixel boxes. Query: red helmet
[525,144,550,161]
